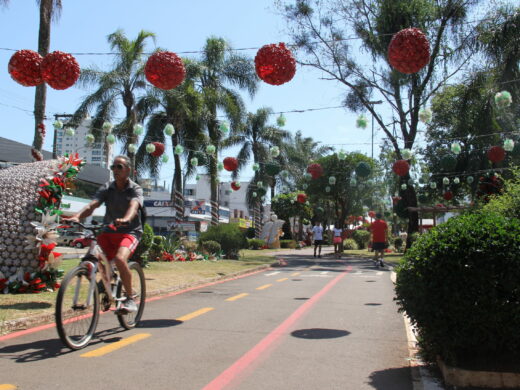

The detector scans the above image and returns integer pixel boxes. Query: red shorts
[333,236,342,244]
[97,233,139,260]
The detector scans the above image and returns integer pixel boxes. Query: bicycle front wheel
[116,261,146,329]
[55,266,100,350]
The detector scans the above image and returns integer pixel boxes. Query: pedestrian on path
[332,223,343,258]
[311,221,324,258]
[370,213,388,267]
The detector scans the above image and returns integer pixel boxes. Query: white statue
[260,213,285,249]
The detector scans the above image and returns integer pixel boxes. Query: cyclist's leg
[113,235,139,297]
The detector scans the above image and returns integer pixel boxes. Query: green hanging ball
[302,183,308,190]
[430,182,437,189]
[191,157,198,166]
[257,181,263,189]
[217,162,224,171]
[252,191,257,197]
[270,146,280,157]
[466,176,474,184]
[252,163,260,171]
[495,90,512,108]
[146,143,156,154]
[443,177,450,186]
[133,124,144,135]
[128,143,137,153]
[453,177,460,185]
[164,123,175,136]
[401,148,413,160]
[450,142,462,155]
[355,162,371,178]
[337,150,347,160]
[219,121,229,134]
[419,107,432,124]
[401,184,407,190]
[196,175,200,181]
[53,120,63,129]
[277,114,286,127]
[328,176,336,185]
[102,121,113,133]
[161,155,169,163]
[280,170,289,179]
[325,186,331,193]
[85,134,95,144]
[351,177,357,186]
[174,145,184,155]
[356,114,368,129]
[504,139,515,152]
[304,172,312,180]
[206,144,216,155]
[106,134,116,145]
[65,127,75,136]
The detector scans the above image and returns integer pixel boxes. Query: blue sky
[0,0,435,186]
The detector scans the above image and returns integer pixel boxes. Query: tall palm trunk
[170,131,184,226]
[32,0,52,160]
[208,115,219,225]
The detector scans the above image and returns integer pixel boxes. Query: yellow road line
[0,385,17,390]
[291,272,300,276]
[277,278,288,282]
[175,307,214,321]
[226,293,249,302]
[256,284,272,290]
[81,333,151,358]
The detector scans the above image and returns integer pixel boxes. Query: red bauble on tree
[307,163,323,179]
[487,146,505,163]
[151,142,165,157]
[443,191,453,201]
[297,193,307,204]
[231,181,241,191]
[145,51,186,90]
[392,160,410,177]
[254,43,296,85]
[41,51,80,90]
[223,157,239,171]
[388,28,430,74]
[8,49,43,87]
[368,210,376,218]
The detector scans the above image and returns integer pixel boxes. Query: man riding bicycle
[63,155,143,313]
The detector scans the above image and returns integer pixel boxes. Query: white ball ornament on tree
[466,176,474,184]
[106,134,116,145]
[430,182,437,189]
[443,177,450,186]
[102,121,113,133]
[325,186,331,193]
[85,134,95,144]
[128,143,137,154]
[419,107,432,124]
[270,146,280,158]
[328,176,336,185]
[495,91,512,108]
[206,145,216,155]
[133,124,144,136]
[219,121,229,134]
[146,143,156,154]
[504,139,515,152]
[64,127,75,136]
[451,142,462,155]
[53,120,63,129]
[401,184,407,190]
[338,150,347,160]
[401,148,413,160]
[453,177,460,185]
[164,123,175,136]
[191,157,198,166]
[252,163,260,172]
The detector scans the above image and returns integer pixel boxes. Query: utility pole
[367,101,383,159]
[52,113,73,159]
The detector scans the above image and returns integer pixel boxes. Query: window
[91,157,101,161]
[91,150,102,155]
[184,189,194,196]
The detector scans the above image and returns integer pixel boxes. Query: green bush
[342,238,358,250]
[149,235,165,261]
[482,169,520,219]
[245,227,256,239]
[247,238,265,250]
[200,240,221,255]
[393,237,404,252]
[199,223,247,259]
[280,239,297,249]
[395,212,520,367]
[408,232,420,248]
[131,223,154,267]
[352,229,371,249]
[183,241,198,253]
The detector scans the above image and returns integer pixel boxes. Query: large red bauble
[145,51,186,90]
[8,49,43,86]
[487,146,505,163]
[392,160,410,177]
[443,191,453,201]
[41,51,80,90]
[231,181,241,191]
[151,142,165,157]
[255,43,296,85]
[388,28,430,74]
[297,193,307,204]
[307,163,323,179]
[223,157,238,171]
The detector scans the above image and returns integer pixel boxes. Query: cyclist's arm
[115,199,140,226]
[63,199,101,223]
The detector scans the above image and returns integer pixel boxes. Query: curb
[0,263,273,337]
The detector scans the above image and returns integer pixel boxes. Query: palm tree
[71,29,155,174]
[1,0,62,160]
[194,37,258,225]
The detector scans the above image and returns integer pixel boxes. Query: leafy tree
[271,192,312,240]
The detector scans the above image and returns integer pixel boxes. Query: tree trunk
[403,180,419,249]
[32,0,52,160]
[123,90,137,178]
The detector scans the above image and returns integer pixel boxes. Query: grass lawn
[343,249,404,265]
[0,250,277,331]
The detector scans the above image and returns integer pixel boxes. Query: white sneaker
[120,297,138,313]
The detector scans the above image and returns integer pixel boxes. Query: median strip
[81,333,151,358]
[226,293,249,302]
[175,307,215,321]
[256,284,272,290]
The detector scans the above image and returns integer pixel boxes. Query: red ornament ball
[487,146,505,163]
[307,163,323,179]
[145,51,186,90]
[41,51,80,90]
[8,49,44,87]
[255,43,296,85]
[392,160,410,177]
[297,193,307,204]
[368,210,376,218]
[223,157,239,172]
[231,181,241,191]
[388,28,430,74]
[443,191,453,201]
[151,142,165,157]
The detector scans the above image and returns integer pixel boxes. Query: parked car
[70,236,94,248]
[56,231,83,246]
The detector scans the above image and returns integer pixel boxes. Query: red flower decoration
[145,51,186,90]
[231,181,241,191]
[151,142,165,157]
[8,49,44,87]
[307,163,323,179]
[297,193,307,204]
[223,157,239,171]
[368,211,376,218]
[487,146,505,163]
[41,51,80,90]
[392,160,410,177]
[388,28,430,74]
[443,191,453,201]
[392,196,402,205]
[254,43,296,85]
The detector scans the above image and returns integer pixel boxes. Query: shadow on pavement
[0,302,52,310]
[137,319,183,328]
[365,303,382,306]
[367,366,413,390]
[291,328,351,339]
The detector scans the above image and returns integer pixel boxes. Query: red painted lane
[0,267,271,343]
[202,266,353,390]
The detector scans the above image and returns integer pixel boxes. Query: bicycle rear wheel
[116,261,146,329]
[55,266,100,350]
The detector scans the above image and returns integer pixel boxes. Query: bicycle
[55,221,146,350]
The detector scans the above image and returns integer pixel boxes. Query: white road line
[320,271,329,275]
[265,271,281,276]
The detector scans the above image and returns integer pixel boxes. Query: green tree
[71,29,156,174]
[279,0,480,246]
[271,192,313,240]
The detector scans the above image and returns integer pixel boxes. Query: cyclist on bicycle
[63,155,143,312]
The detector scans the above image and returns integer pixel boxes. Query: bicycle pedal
[114,308,129,315]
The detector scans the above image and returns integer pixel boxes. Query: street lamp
[367,100,383,159]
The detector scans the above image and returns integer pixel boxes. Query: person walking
[370,213,388,267]
[311,221,324,258]
[332,223,343,258]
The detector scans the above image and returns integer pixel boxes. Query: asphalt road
[0,250,412,390]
